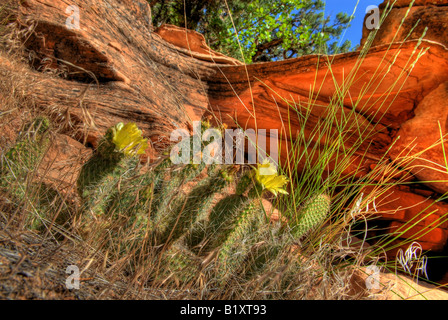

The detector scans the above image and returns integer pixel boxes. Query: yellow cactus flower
[253,159,289,197]
[111,122,148,156]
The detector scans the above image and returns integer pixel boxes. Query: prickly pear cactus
[2,117,340,294]
[291,194,331,239]
[190,194,249,255]
[106,170,155,231]
[150,162,206,227]
[239,235,285,281]
[142,154,291,286]
[77,156,137,216]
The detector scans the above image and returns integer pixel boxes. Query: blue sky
[323,0,383,46]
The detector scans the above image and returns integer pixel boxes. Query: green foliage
[151,0,353,63]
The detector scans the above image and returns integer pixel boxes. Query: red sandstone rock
[389,221,448,250]
[205,40,448,181]
[363,185,448,225]
[381,0,448,8]
[10,0,213,155]
[38,134,92,192]
[261,199,288,224]
[389,82,448,194]
[361,184,448,253]
[155,24,242,66]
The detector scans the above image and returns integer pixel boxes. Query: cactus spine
[235,170,253,196]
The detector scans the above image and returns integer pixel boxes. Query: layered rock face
[2,0,448,280]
